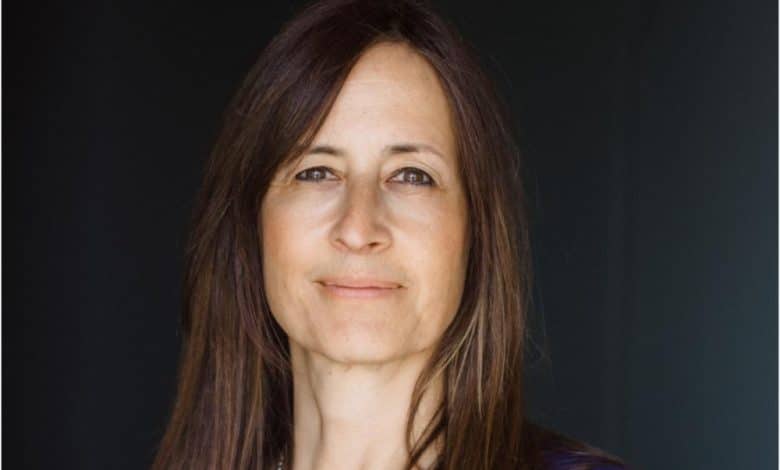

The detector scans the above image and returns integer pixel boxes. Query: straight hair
[151,1,623,469]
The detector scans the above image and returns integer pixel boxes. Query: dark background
[5,1,776,468]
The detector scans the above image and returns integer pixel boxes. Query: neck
[288,340,443,470]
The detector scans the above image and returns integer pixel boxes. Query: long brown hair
[152,0,579,468]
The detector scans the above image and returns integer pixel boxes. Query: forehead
[311,42,456,159]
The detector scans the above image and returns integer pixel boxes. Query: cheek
[404,200,469,334]
[259,200,314,329]
[260,188,323,275]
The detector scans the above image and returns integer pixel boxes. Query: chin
[319,334,403,365]
[289,322,436,366]
[327,350,396,365]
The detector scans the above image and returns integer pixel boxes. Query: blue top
[543,448,627,470]
[532,422,627,469]
[271,423,627,469]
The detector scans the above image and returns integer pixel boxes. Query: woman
[152,0,627,469]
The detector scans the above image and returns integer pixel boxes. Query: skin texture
[260,42,470,470]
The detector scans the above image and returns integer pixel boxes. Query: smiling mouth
[316,281,402,299]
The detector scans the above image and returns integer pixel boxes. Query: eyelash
[294,166,435,187]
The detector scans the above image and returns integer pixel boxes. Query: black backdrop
[5,1,776,469]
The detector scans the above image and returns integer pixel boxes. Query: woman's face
[260,42,469,364]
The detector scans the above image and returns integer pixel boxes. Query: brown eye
[390,167,435,186]
[295,166,336,182]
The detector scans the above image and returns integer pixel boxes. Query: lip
[316,278,403,299]
[318,277,402,289]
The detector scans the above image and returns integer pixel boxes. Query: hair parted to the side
[152,0,551,468]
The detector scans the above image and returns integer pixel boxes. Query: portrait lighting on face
[260,42,470,367]
[150,1,627,469]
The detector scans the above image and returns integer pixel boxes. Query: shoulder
[524,421,628,470]
[542,447,627,470]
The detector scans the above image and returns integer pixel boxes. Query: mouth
[316,280,403,299]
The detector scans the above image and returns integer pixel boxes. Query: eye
[389,167,435,187]
[294,166,337,182]
[294,166,435,187]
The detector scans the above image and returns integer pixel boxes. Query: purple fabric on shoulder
[526,421,627,470]
[543,448,627,470]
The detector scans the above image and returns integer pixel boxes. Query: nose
[329,177,392,254]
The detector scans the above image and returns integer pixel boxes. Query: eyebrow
[304,142,446,161]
